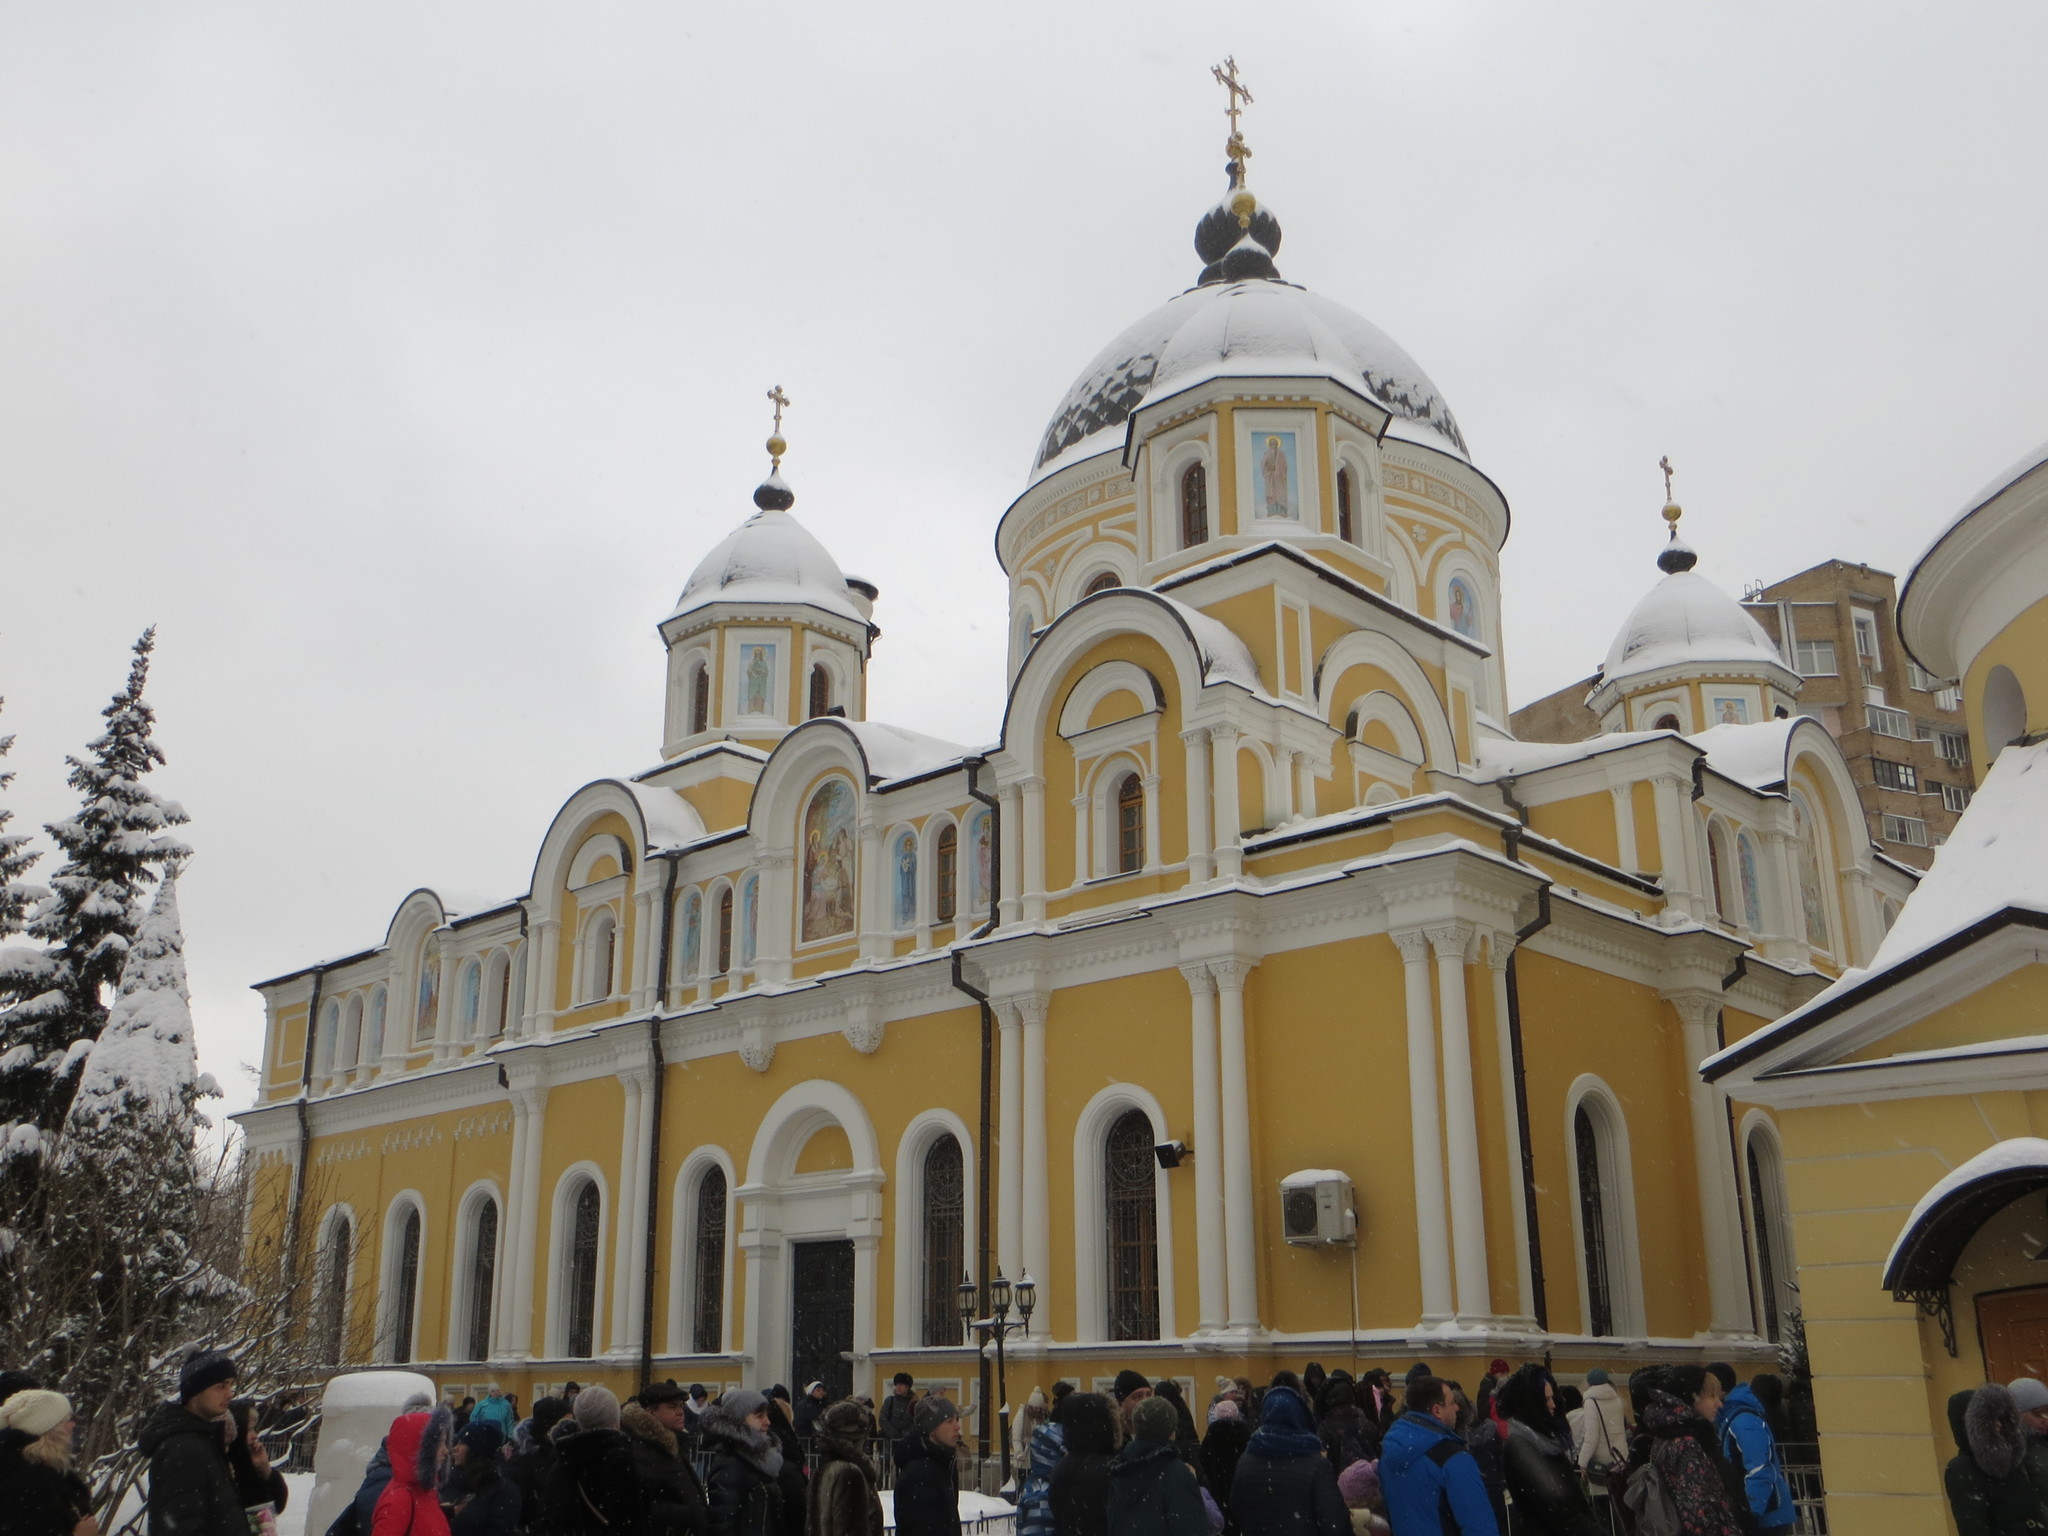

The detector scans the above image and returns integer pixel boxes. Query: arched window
[809,663,831,719]
[677,891,703,986]
[1104,1109,1160,1341]
[1336,466,1355,543]
[692,1166,727,1353]
[1180,461,1208,548]
[935,824,958,924]
[316,1002,339,1080]
[340,997,363,1071]
[1791,791,1832,951]
[317,1215,352,1365]
[1083,571,1119,597]
[563,1179,602,1358]
[1115,773,1144,875]
[464,1197,498,1361]
[1736,834,1764,932]
[389,1206,422,1363]
[366,989,387,1064]
[487,953,511,1037]
[1707,822,1734,921]
[716,888,734,975]
[582,909,617,1003]
[921,1135,965,1347]
[1652,713,1681,732]
[891,832,918,930]
[1747,1128,1797,1343]
[458,960,482,1039]
[1574,1103,1619,1337]
[689,660,711,736]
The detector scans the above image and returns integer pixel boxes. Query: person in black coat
[544,1389,650,1536]
[624,1388,709,1536]
[1049,1392,1119,1536]
[1495,1365,1602,1536]
[701,1392,787,1536]
[142,1352,247,1536]
[227,1400,290,1517]
[1314,1384,1379,1475]
[1227,1386,1348,1536]
[761,1391,808,1536]
[1199,1403,1252,1536]
[0,1390,94,1536]
[445,1423,523,1536]
[892,1398,961,1536]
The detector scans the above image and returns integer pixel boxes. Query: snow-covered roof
[1031,279,1467,483]
[1685,717,1803,791]
[671,507,866,625]
[1159,596,1265,693]
[626,781,709,850]
[836,719,972,784]
[1599,570,1788,688]
[1473,729,1669,778]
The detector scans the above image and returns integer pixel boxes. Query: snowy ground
[278,1473,317,1536]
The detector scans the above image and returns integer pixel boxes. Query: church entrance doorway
[1979,1285,2048,1383]
[791,1238,855,1402]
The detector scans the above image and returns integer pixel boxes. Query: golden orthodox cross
[768,384,790,435]
[1660,455,1675,502]
[1212,57,1253,138]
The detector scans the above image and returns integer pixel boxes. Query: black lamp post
[959,1267,1035,1485]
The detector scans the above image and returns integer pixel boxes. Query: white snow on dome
[1601,571,1787,686]
[1032,280,1467,482]
[673,507,866,625]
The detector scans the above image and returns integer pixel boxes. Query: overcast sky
[5,3,2045,1127]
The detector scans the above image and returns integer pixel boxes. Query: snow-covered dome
[672,497,867,626]
[1601,569,1786,685]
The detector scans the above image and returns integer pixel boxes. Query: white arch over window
[891,1109,978,1348]
[1330,441,1385,557]
[1563,1075,1646,1338]
[546,1162,609,1359]
[1070,1082,1177,1344]
[568,833,629,889]
[378,1191,428,1364]
[1740,1111,1799,1344]
[1083,752,1155,879]
[1057,659,1165,739]
[1316,632,1458,770]
[1344,689,1428,763]
[745,1079,884,1186]
[1156,436,1215,555]
[667,1145,737,1356]
[316,1202,358,1363]
[1059,544,1138,610]
[446,1179,504,1361]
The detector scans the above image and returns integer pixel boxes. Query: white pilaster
[1181,729,1213,884]
[1429,923,1491,1320]
[857,816,889,962]
[504,1085,549,1359]
[1669,991,1755,1336]
[1021,777,1048,925]
[755,851,795,985]
[1020,993,1050,1330]
[1210,730,1243,879]
[1141,773,1163,871]
[530,919,562,1035]
[1485,935,1536,1323]
[1650,774,1701,922]
[997,1004,1023,1279]
[434,946,462,1064]
[1395,930,1453,1322]
[1180,963,1225,1333]
[1211,957,1259,1330]
[1610,783,1639,875]
[608,1071,646,1353]
[629,887,658,1011]
[998,784,1023,925]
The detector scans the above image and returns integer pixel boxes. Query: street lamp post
[958,1267,1035,1486]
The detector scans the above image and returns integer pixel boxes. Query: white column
[1650,774,1700,922]
[1670,992,1754,1335]
[629,887,658,1011]
[857,817,889,962]
[1021,777,1048,924]
[756,851,795,985]
[1070,792,1090,885]
[1180,963,1225,1333]
[530,919,562,1035]
[1610,783,1639,875]
[505,1086,549,1359]
[1141,773,1164,871]
[494,1096,529,1361]
[1429,923,1491,1320]
[1210,730,1243,879]
[997,1003,1024,1279]
[1394,930,1453,1322]
[1211,957,1259,1330]
[609,1071,646,1352]
[434,946,462,1064]
[1181,729,1213,884]
[1293,751,1316,824]
[1485,936,1536,1323]
[999,784,1023,926]
[623,1068,659,1353]
[1020,993,1051,1331]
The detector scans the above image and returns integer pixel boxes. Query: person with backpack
[1016,1417,1067,1536]
[1945,1384,2048,1536]
[1107,1398,1210,1536]
[1494,1366,1601,1536]
[1708,1366,1794,1535]
[1378,1376,1498,1535]
[1625,1369,1750,1536]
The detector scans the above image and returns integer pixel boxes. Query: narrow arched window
[1105,1109,1160,1341]
[1652,714,1681,732]
[1707,824,1731,921]
[316,1003,340,1080]
[716,888,734,975]
[489,954,511,1036]
[390,1207,421,1363]
[1180,462,1208,548]
[458,960,482,1038]
[809,663,831,719]
[689,661,711,735]
[692,1166,727,1353]
[583,909,617,1003]
[1083,571,1119,597]
[921,1135,965,1346]
[936,825,958,923]
[1336,466,1355,543]
[366,989,387,1063]
[1748,1131,1796,1343]
[564,1179,601,1358]
[414,946,439,1044]
[1115,773,1144,874]
[341,997,363,1069]
[465,1198,498,1361]
[1574,1104,1615,1337]
[318,1217,351,1365]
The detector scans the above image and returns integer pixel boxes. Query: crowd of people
[0,1350,1817,1536]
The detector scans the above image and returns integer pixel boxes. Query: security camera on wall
[1280,1169,1356,1246]
[1153,1140,1189,1170]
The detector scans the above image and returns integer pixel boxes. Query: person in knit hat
[140,1349,246,1536]
[894,1396,961,1536]
[547,1390,646,1536]
[445,1420,521,1536]
[1335,1460,1389,1536]
[0,1389,92,1536]
[1107,1397,1208,1536]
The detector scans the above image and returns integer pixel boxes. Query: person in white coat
[1572,1369,1630,1492]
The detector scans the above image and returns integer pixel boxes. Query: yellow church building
[234,121,1915,1437]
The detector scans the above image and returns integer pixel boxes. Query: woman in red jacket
[371,1408,454,1536]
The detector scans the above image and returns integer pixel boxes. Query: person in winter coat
[1493,1366,1600,1536]
[0,1389,94,1536]
[1200,1402,1252,1536]
[624,1386,709,1536]
[445,1423,523,1536]
[1301,1365,1329,1414]
[545,1389,649,1536]
[1049,1392,1120,1536]
[142,1352,248,1536]
[1572,1370,1628,1487]
[1150,1381,1200,1459]
[1228,1385,1348,1536]
[1017,1421,1067,1536]
[501,1398,568,1536]
[879,1376,918,1445]
[1945,1384,2048,1536]
[1633,1370,1751,1536]
[371,1409,455,1536]
[793,1384,830,1442]
[892,1397,962,1536]
[1334,1460,1389,1536]
[1377,1376,1498,1536]
[226,1400,290,1519]
[701,1391,787,1536]
[1317,1383,1379,1475]
[806,1402,882,1536]
[1710,1370,1794,1535]
[472,1390,519,1440]
[1107,1397,1210,1536]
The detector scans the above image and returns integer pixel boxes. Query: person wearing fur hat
[370,1408,455,1536]
[878,1374,917,1445]
[624,1383,709,1536]
[140,1349,246,1536]
[1106,1396,1207,1536]
[545,1389,648,1536]
[806,1401,882,1536]
[700,1390,786,1536]
[0,1388,93,1536]
[892,1396,961,1536]
[445,1422,522,1536]
[1947,1383,2048,1536]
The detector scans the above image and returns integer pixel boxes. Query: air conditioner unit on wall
[1280,1169,1356,1246]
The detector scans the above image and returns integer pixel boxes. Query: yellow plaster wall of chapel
[1965,592,2048,773]
[677,775,756,835]
[1525,793,1620,869]
[1835,966,2048,1065]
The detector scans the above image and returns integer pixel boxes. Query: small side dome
[1601,570,1785,686]
[672,499,866,626]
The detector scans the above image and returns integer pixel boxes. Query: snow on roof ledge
[1883,1137,2048,1289]
[836,719,972,783]
[1685,717,1803,791]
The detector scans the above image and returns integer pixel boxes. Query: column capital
[1482,931,1516,972]
[1013,992,1050,1028]
[1662,990,1722,1030]
[1178,962,1217,995]
[510,1084,549,1114]
[1424,921,1475,960]
[1018,774,1046,793]
[1390,929,1433,966]
[1179,726,1212,747]
[1207,956,1256,991]
[616,1067,653,1093]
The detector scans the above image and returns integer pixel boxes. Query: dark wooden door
[1980,1285,2048,1382]
[791,1239,855,1402]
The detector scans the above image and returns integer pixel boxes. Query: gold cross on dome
[767,384,790,434]
[1212,56,1254,137]
[1660,455,1675,501]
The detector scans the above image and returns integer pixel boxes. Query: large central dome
[1033,277,1469,481]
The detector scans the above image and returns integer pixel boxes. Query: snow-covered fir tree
[0,629,189,1150]
[0,698,43,939]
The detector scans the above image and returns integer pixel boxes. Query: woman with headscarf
[1199,1402,1251,1536]
[1227,1387,1347,1536]
[1049,1392,1118,1536]
[0,1390,93,1536]
[1494,1365,1602,1536]
[1315,1383,1378,1474]
[805,1402,881,1536]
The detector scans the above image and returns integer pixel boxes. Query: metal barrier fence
[257,1418,321,1476]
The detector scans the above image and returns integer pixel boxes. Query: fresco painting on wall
[740,644,776,716]
[801,779,857,942]
[892,832,917,929]
[1447,575,1480,639]
[1255,431,1299,519]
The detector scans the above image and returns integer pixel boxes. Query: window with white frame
[921,1134,966,1346]
[558,1176,602,1358]
[384,1202,423,1363]
[457,960,482,1038]
[1940,782,1972,814]
[1852,609,1881,669]
[1745,1124,1798,1343]
[1867,704,1911,739]
[1936,685,1963,712]
[1881,813,1930,847]
[316,1211,354,1365]
[1104,1109,1160,1341]
[579,908,618,1003]
[458,1193,499,1361]
[689,1164,727,1354]
[1568,1090,1640,1337]
[1935,729,1968,763]
[1792,638,1836,677]
[1870,758,1918,792]
[1906,659,1939,691]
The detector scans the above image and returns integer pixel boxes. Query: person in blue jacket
[1709,1364,1794,1534]
[1378,1377,1498,1536]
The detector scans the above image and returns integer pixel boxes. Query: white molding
[1563,1076,1647,1339]
[544,1161,610,1360]
[668,1146,737,1357]
[1069,1083,1177,1345]
[891,1109,978,1350]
